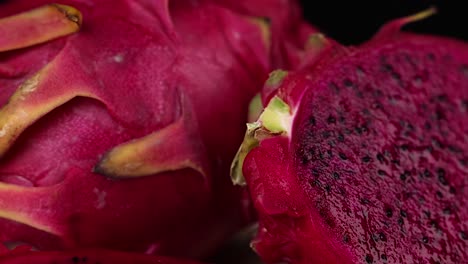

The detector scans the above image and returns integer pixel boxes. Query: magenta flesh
[243,34,468,263]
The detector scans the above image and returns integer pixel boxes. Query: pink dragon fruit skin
[0,0,310,258]
[0,247,202,264]
[233,10,468,263]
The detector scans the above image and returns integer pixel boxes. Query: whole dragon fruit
[0,247,202,264]
[233,9,468,263]
[0,0,310,258]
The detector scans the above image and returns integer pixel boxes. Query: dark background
[299,0,467,45]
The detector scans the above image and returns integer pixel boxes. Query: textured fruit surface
[0,247,202,264]
[238,15,468,264]
[0,0,308,258]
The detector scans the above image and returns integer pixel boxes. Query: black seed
[385,207,393,217]
[343,233,350,243]
[379,232,387,241]
[438,175,448,186]
[460,158,468,167]
[421,103,428,111]
[436,191,443,199]
[400,210,407,217]
[338,187,346,196]
[372,102,383,109]
[343,79,353,87]
[448,145,462,153]
[430,220,439,229]
[82,257,88,263]
[337,133,345,142]
[327,115,336,124]
[310,179,321,187]
[449,186,456,194]
[461,99,468,112]
[373,89,383,97]
[443,207,452,215]
[398,217,404,225]
[322,131,332,138]
[427,53,435,60]
[362,156,371,162]
[339,116,346,123]
[382,63,393,72]
[381,254,387,261]
[437,94,448,102]
[361,198,370,205]
[333,172,340,179]
[422,236,429,244]
[423,169,431,178]
[434,109,445,120]
[424,122,432,130]
[355,126,363,134]
[377,153,385,163]
[392,159,400,165]
[324,184,331,193]
[403,192,412,199]
[432,138,444,148]
[372,233,380,242]
[460,231,467,240]
[72,256,80,263]
[365,254,373,263]
[400,144,409,151]
[424,210,431,218]
[311,168,320,177]
[378,170,386,176]
[339,152,347,160]
[400,171,409,181]
[391,71,401,81]
[310,116,316,126]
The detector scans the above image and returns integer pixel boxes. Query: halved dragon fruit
[0,0,309,258]
[233,9,468,263]
[0,247,202,264]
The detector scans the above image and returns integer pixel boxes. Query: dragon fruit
[233,9,468,263]
[0,247,202,264]
[0,0,311,258]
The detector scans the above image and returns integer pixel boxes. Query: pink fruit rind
[234,10,468,263]
[0,0,308,258]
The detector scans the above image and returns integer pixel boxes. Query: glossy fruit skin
[0,0,311,258]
